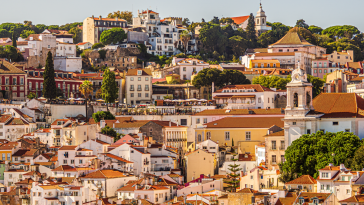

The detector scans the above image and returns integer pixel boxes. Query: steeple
[256,2,266,29]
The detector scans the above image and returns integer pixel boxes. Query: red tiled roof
[103,153,133,163]
[230,16,250,25]
[285,175,317,185]
[52,165,77,172]
[80,169,126,178]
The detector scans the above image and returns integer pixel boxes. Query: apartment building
[125,69,152,105]
[83,15,128,44]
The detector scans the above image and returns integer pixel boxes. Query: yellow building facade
[185,149,217,182]
[249,60,280,69]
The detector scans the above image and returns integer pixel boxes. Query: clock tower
[284,64,314,148]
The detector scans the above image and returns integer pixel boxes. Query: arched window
[198,134,201,142]
[257,19,260,25]
[262,18,265,24]
[306,92,311,107]
[293,93,298,107]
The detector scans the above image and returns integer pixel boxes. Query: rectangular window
[225,132,230,140]
[203,118,207,123]
[281,155,285,163]
[345,129,350,132]
[245,131,251,141]
[196,118,200,124]
[206,132,211,139]
[272,155,276,163]
[333,122,338,125]
[326,185,330,190]
[271,141,276,150]
[293,122,296,125]
[145,85,149,91]
[145,93,149,97]
[138,93,141,97]
[137,85,142,91]
[307,129,311,134]
[321,184,324,190]
[181,119,187,126]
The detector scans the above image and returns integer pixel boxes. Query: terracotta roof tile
[58,146,77,151]
[230,16,250,25]
[270,27,313,46]
[193,108,284,116]
[285,175,317,185]
[81,169,126,178]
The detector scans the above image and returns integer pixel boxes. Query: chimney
[92,15,94,19]
[99,15,102,20]
[340,164,345,170]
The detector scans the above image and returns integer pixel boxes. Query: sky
[1,0,364,31]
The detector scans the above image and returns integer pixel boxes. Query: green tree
[107,11,133,24]
[69,27,82,44]
[220,69,250,86]
[0,29,11,38]
[280,131,362,182]
[0,46,24,62]
[322,25,360,40]
[246,13,257,47]
[35,24,48,33]
[20,30,35,38]
[179,31,191,54]
[100,28,127,45]
[48,25,59,30]
[79,80,93,121]
[348,146,364,171]
[307,75,325,97]
[12,32,16,48]
[295,19,309,29]
[101,70,119,110]
[192,68,222,100]
[42,51,56,100]
[101,125,121,141]
[27,92,36,99]
[182,18,190,27]
[224,153,241,192]
[92,111,115,123]
[59,22,83,31]
[308,25,323,34]
[92,43,105,50]
[229,35,247,57]
[219,18,234,24]
[252,75,291,90]
[210,16,220,24]
[98,50,107,60]
[199,23,227,54]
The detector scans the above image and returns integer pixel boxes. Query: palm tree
[179,30,191,54]
[79,80,93,122]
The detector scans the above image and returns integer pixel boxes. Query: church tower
[256,3,267,35]
[284,63,314,148]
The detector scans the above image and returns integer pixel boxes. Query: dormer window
[137,70,142,75]
[321,172,329,178]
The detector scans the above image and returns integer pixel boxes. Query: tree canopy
[280,131,362,182]
[101,70,119,103]
[101,125,121,142]
[0,46,24,62]
[107,11,133,24]
[69,27,82,44]
[100,28,127,45]
[92,111,115,123]
[42,51,56,100]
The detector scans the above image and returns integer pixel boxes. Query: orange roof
[81,169,126,178]
[285,175,317,185]
[230,16,250,25]
[52,165,77,172]
[141,10,158,14]
[51,119,68,125]
[312,93,364,118]
[203,117,284,128]
[340,195,364,203]
[270,27,313,46]
[103,153,133,163]
[58,146,77,150]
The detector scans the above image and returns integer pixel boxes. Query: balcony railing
[271,146,277,150]
[279,146,285,150]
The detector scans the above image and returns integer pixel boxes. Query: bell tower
[284,63,314,148]
[256,3,267,34]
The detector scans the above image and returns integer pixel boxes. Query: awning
[213,95,233,99]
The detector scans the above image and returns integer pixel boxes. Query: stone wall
[27,48,56,68]
[227,193,254,205]
[139,122,164,143]
[274,95,287,108]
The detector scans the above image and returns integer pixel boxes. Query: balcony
[279,146,285,150]
[270,146,277,150]
[137,88,142,91]
[152,167,172,172]
[130,88,134,91]
[144,161,149,165]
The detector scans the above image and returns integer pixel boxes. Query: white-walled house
[80,169,136,198]
[109,144,151,176]
[177,58,210,80]
[213,84,285,109]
